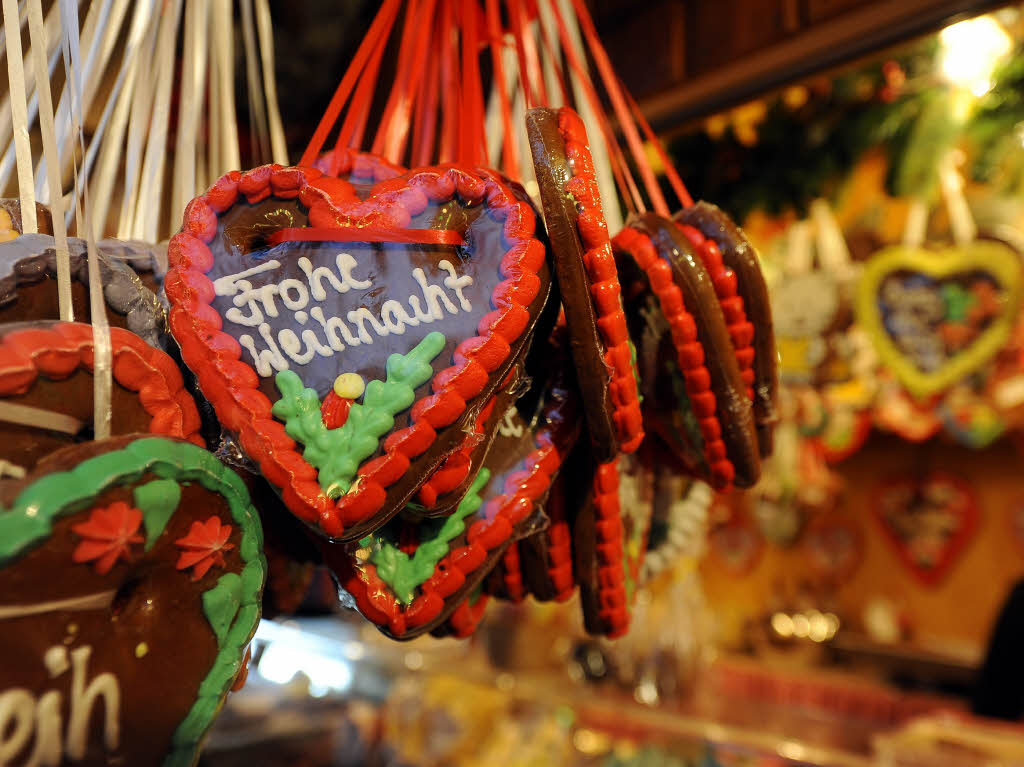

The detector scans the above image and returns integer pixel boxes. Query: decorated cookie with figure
[0,322,202,476]
[166,164,554,542]
[614,214,760,491]
[0,435,265,767]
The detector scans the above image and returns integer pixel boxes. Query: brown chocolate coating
[631,213,760,488]
[526,107,619,463]
[0,437,250,766]
[204,192,553,541]
[677,202,778,457]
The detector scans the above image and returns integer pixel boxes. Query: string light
[938,15,1011,98]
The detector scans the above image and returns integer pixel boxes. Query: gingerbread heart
[0,436,264,767]
[324,354,580,640]
[676,202,777,456]
[614,215,760,490]
[526,106,643,460]
[0,322,202,475]
[166,164,553,541]
[856,241,1022,398]
[875,472,978,586]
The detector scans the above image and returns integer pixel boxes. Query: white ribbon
[939,149,976,247]
[60,0,112,440]
[255,0,287,165]
[2,0,37,233]
[902,197,929,249]
[809,198,853,281]
[27,0,71,320]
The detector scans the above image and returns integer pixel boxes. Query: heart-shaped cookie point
[0,435,264,767]
[526,106,644,461]
[166,163,553,542]
[857,241,1022,399]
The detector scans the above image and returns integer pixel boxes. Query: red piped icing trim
[612,227,735,489]
[590,458,629,638]
[417,395,497,508]
[498,470,574,603]
[446,593,489,638]
[675,223,755,400]
[165,163,545,539]
[557,108,644,454]
[339,424,570,637]
[313,147,406,183]
[0,322,203,444]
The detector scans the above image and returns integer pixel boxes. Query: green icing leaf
[201,572,244,647]
[360,468,491,604]
[273,332,446,498]
[133,479,182,551]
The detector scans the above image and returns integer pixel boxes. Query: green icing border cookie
[0,437,266,767]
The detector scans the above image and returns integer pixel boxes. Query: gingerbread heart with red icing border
[526,106,644,461]
[0,321,202,476]
[321,347,581,640]
[165,163,553,542]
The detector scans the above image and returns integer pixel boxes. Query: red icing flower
[72,502,144,575]
[175,516,235,581]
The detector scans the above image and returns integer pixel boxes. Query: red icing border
[590,458,629,638]
[417,394,496,508]
[340,424,569,637]
[165,164,545,539]
[675,223,755,400]
[557,108,644,454]
[313,146,406,184]
[613,227,735,489]
[0,322,203,444]
[445,593,489,638]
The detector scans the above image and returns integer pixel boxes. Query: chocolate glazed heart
[166,164,552,541]
[0,436,264,767]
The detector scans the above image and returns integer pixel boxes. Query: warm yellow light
[938,15,1012,97]
[771,612,794,638]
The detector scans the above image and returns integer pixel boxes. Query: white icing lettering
[440,259,474,311]
[336,253,372,290]
[0,689,35,764]
[212,259,281,296]
[239,325,290,377]
[279,279,309,311]
[380,300,419,335]
[310,307,358,351]
[497,407,523,438]
[412,267,458,320]
[219,255,474,376]
[347,308,390,344]
[66,646,119,759]
[0,645,120,765]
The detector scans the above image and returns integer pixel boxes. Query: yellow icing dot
[66,623,78,635]
[333,372,365,400]
[135,642,149,659]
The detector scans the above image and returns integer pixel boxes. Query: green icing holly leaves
[134,479,182,551]
[360,468,491,604]
[273,332,447,498]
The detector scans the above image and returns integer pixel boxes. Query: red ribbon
[266,227,465,247]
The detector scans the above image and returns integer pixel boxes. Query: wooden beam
[640,0,1010,132]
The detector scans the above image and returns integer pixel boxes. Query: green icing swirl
[0,437,265,767]
[273,331,446,498]
[359,468,491,604]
